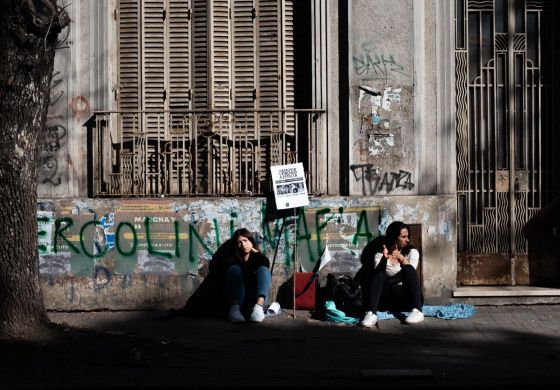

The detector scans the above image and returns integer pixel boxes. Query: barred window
[90,0,322,197]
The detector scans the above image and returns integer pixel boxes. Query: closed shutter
[168,0,192,193]
[283,0,295,135]
[233,0,257,112]
[192,0,208,110]
[232,0,257,193]
[142,0,167,136]
[117,0,141,140]
[258,0,281,113]
[256,0,295,176]
[116,0,295,195]
[210,0,232,109]
[118,0,193,137]
[168,0,192,113]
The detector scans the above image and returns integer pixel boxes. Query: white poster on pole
[270,163,309,210]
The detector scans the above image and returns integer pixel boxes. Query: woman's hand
[389,247,410,266]
[383,245,398,265]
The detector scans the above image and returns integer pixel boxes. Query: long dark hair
[232,228,259,260]
[384,221,414,256]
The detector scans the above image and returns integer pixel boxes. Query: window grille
[100,0,321,196]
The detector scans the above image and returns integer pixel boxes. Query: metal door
[455,0,560,285]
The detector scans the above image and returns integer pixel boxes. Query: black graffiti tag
[39,124,67,186]
[350,164,414,194]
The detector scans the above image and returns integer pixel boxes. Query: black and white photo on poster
[270,163,309,210]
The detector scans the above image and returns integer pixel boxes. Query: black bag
[331,274,362,318]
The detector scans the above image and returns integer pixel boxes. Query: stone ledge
[451,286,560,305]
[453,286,560,297]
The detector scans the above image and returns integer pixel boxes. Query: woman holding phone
[356,221,424,327]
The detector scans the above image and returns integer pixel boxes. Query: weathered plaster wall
[38,1,115,198]
[34,0,458,310]
[38,0,71,196]
[349,0,416,196]
[37,196,455,310]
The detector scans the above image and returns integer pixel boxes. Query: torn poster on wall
[358,86,402,132]
[369,132,396,156]
[358,86,401,114]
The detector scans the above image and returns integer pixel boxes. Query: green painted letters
[54,217,80,253]
[116,222,137,256]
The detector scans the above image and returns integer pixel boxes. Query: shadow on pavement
[1,307,559,389]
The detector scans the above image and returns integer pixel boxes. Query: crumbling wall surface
[38,196,455,310]
[349,0,417,196]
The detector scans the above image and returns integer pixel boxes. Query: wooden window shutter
[233,0,257,112]
[168,0,192,112]
[256,0,294,133]
[142,0,167,135]
[117,0,141,140]
[118,0,192,138]
[168,0,192,132]
[192,0,208,110]
[209,0,232,109]
[116,0,296,195]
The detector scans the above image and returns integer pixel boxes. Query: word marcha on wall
[37,206,380,264]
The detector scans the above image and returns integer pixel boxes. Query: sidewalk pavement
[2,305,560,389]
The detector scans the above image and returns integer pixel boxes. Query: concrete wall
[348,0,416,196]
[37,196,455,310]
[38,0,116,198]
[346,0,454,195]
[35,1,458,310]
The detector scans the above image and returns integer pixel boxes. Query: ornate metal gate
[455,0,560,285]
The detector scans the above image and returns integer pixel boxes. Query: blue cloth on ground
[324,301,359,324]
[422,304,476,319]
[324,301,476,323]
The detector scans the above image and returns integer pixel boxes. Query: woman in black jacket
[181,228,271,323]
[222,228,271,323]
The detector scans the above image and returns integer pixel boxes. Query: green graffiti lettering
[175,220,181,258]
[80,220,109,259]
[189,224,213,264]
[315,208,331,259]
[116,222,137,256]
[37,216,49,253]
[296,208,315,263]
[54,217,80,254]
[260,203,284,253]
[230,212,237,237]
[213,219,221,248]
[352,210,374,245]
[283,224,291,266]
[144,217,172,259]
[259,202,268,250]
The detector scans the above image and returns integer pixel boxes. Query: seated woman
[356,221,424,327]
[223,228,271,323]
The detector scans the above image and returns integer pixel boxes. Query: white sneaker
[228,304,245,323]
[249,304,265,323]
[360,311,377,328]
[405,308,425,324]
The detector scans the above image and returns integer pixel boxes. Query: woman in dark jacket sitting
[223,228,271,323]
[181,228,271,323]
